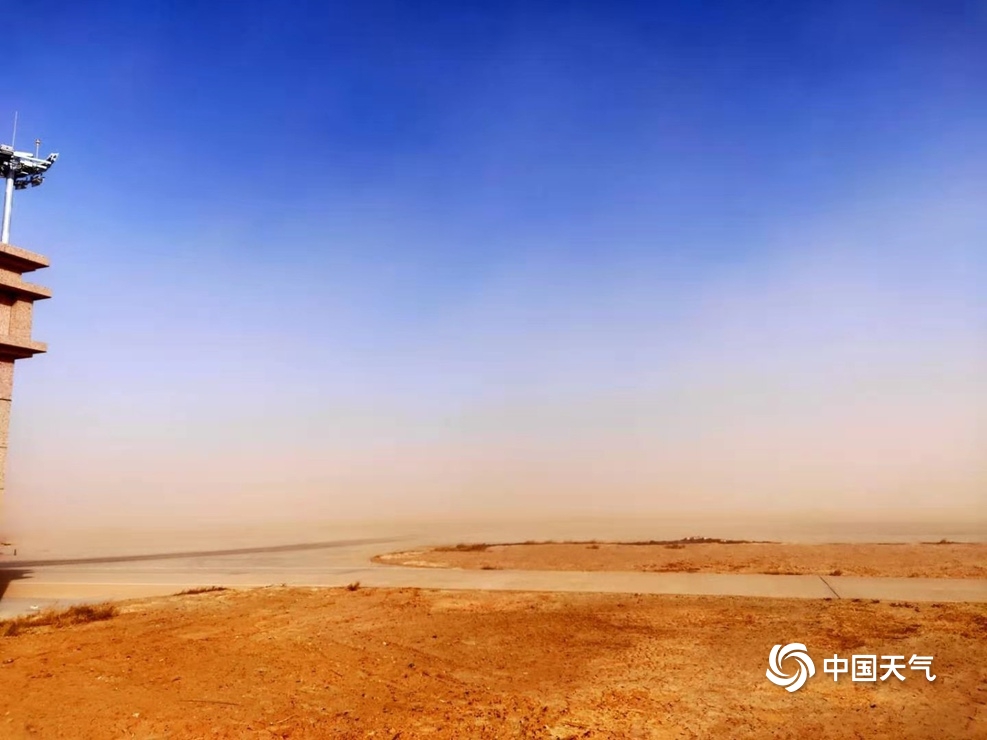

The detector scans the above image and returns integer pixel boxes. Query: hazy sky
[2,1,984,529]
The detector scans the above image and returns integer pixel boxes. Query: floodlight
[1,135,59,243]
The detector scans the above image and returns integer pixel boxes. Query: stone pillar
[0,242,50,517]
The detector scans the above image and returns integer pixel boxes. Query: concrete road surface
[2,519,985,617]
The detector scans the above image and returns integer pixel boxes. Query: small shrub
[345,581,361,591]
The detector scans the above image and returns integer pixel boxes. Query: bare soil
[375,541,987,579]
[1,587,984,739]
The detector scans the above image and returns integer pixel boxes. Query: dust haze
[2,175,985,537]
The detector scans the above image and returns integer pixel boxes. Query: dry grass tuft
[345,581,361,591]
[435,537,762,553]
[626,537,759,546]
[177,586,228,596]
[434,543,491,553]
[0,602,117,637]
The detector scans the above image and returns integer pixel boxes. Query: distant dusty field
[1,587,985,739]
[374,541,987,579]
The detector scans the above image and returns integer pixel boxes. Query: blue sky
[2,1,985,528]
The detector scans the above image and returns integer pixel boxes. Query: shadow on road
[0,536,400,569]
[0,568,32,602]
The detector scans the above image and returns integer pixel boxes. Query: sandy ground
[375,541,987,579]
[0,587,984,739]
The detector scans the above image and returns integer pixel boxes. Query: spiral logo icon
[767,643,815,692]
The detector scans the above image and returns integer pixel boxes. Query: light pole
[0,131,56,546]
[0,142,59,244]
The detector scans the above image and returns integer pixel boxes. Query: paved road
[2,533,984,617]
